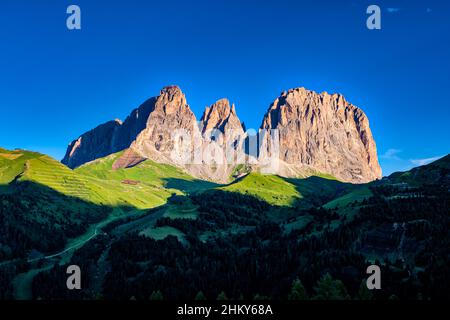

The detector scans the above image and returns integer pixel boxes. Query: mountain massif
[260,88,382,183]
[62,86,381,183]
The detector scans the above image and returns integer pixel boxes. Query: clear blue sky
[1,0,449,175]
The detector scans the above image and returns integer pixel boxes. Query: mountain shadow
[163,177,219,194]
[20,163,450,301]
[0,179,138,264]
[285,175,361,209]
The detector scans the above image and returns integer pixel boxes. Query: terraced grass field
[0,148,210,210]
[1,148,369,213]
[0,148,41,186]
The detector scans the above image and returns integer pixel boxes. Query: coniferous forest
[1,153,449,301]
[30,178,450,300]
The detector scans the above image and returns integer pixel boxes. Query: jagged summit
[62,85,382,183]
[200,98,244,135]
[161,85,182,95]
[260,87,381,183]
[155,85,188,115]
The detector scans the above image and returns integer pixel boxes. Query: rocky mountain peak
[260,87,382,183]
[63,85,382,184]
[160,85,183,98]
[200,98,244,135]
[124,86,199,167]
[155,85,188,115]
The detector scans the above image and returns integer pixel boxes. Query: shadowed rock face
[62,120,122,169]
[61,97,155,168]
[260,88,382,183]
[62,85,381,184]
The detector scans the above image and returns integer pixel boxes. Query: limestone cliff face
[200,99,243,135]
[62,85,381,184]
[259,87,382,183]
[200,98,245,148]
[117,89,246,183]
[128,85,201,165]
[195,98,247,181]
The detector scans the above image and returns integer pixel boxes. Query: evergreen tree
[195,291,206,300]
[149,290,163,300]
[288,278,308,300]
[94,293,104,300]
[312,274,351,300]
[216,291,228,300]
[354,281,373,300]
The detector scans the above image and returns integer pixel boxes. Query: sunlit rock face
[122,87,247,183]
[62,85,381,184]
[260,87,382,183]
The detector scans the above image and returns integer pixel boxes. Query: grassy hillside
[323,186,372,209]
[220,172,354,208]
[0,147,212,293]
[0,149,210,209]
[75,152,217,194]
[220,173,301,206]
[323,154,450,212]
[1,147,375,211]
[387,154,450,187]
[0,148,42,185]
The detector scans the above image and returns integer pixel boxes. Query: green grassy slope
[288,176,356,207]
[2,147,392,220]
[323,154,450,212]
[323,186,372,209]
[0,148,211,210]
[0,147,211,267]
[1,147,377,211]
[75,152,217,194]
[388,154,450,187]
[220,173,302,206]
[0,149,42,185]
[220,172,355,208]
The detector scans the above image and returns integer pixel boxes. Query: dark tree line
[0,183,109,262]
[31,182,450,300]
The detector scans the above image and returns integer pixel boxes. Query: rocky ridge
[62,85,382,183]
[259,88,381,183]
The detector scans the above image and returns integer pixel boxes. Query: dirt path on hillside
[11,207,150,300]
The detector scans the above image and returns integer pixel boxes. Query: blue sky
[0,0,449,176]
